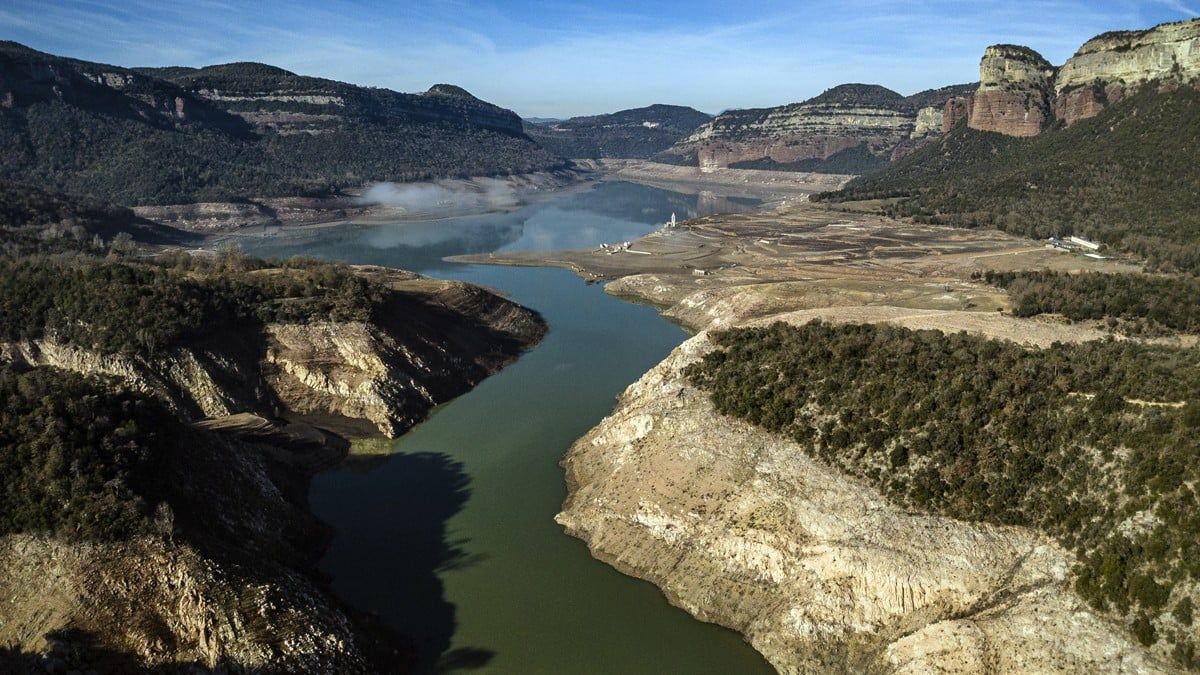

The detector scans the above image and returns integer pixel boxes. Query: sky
[2,1,1196,117]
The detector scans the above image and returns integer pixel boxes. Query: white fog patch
[359,178,522,215]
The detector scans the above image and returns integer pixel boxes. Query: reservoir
[240,181,773,673]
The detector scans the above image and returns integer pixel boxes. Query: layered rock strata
[963,19,1200,134]
[967,45,1055,136]
[0,270,546,438]
[660,84,973,171]
[557,325,1170,673]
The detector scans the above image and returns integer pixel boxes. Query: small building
[1068,236,1101,251]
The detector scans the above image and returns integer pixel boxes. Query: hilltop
[524,104,712,159]
[0,41,563,206]
[657,82,975,173]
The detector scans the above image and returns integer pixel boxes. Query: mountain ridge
[0,41,563,206]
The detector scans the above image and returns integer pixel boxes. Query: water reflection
[240,181,761,274]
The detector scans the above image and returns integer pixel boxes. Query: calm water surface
[241,182,773,673]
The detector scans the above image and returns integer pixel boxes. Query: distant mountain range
[524,104,713,159]
[0,41,564,206]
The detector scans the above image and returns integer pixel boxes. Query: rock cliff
[557,326,1170,673]
[0,41,562,206]
[0,267,544,672]
[658,84,973,173]
[1057,20,1200,94]
[0,270,545,438]
[0,431,385,672]
[967,45,1055,136]
[145,61,526,136]
[962,18,1200,134]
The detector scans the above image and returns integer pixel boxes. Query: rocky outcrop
[967,45,1055,136]
[143,62,527,136]
[0,271,546,437]
[943,95,969,132]
[910,106,943,138]
[659,84,973,172]
[0,269,544,672]
[962,19,1200,134]
[1056,20,1200,94]
[0,420,387,672]
[557,326,1170,673]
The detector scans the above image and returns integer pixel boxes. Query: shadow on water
[334,450,494,672]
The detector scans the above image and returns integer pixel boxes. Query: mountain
[524,104,713,159]
[656,83,975,173]
[820,18,1200,275]
[944,18,1200,136]
[0,41,564,206]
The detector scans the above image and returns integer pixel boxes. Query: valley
[1,8,1199,675]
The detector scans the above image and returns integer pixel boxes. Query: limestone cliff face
[0,422,383,672]
[141,62,526,136]
[963,19,1200,133]
[1057,20,1200,94]
[967,45,1055,137]
[0,269,544,672]
[660,84,971,172]
[910,106,943,138]
[0,343,374,671]
[0,272,545,438]
[557,328,1170,673]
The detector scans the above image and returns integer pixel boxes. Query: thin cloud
[0,0,1192,116]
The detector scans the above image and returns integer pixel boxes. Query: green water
[240,182,773,673]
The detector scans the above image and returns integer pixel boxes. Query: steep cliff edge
[0,41,562,206]
[967,45,1055,136]
[1,269,545,438]
[956,18,1200,135]
[557,326,1171,673]
[0,261,545,671]
[658,84,972,173]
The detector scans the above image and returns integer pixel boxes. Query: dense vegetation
[0,367,170,541]
[525,104,711,159]
[819,85,1200,274]
[0,42,561,206]
[0,255,385,355]
[0,182,193,255]
[981,270,1200,334]
[688,321,1200,665]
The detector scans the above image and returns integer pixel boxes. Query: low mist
[359,178,522,216]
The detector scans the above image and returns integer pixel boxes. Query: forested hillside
[525,104,712,159]
[0,41,563,206]
[819,84,1200,273]
[689,321,1200,667]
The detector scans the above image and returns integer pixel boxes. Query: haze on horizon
[2,0,1196,118]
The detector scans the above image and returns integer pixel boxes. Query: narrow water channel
[240,181,773,673]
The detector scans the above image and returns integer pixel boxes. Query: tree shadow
[326,450,494,672]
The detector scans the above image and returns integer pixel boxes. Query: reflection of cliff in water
[695,190,759,217]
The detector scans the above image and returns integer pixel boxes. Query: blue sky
[2,1,1195,117]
